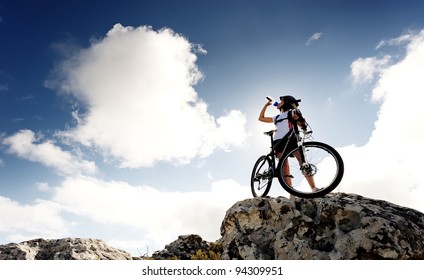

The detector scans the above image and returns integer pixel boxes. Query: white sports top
[272,111,292,140]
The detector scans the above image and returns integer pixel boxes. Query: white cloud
[306,32,323,46]
[375,30,416,49]
[2,129,97,176]
[0,196,69,237]
[49,23,248,168]
[0,23,249,253]
[35,182,51,192]
[52,176,249,249]
[342,29,424,212]
[350,55,391,85]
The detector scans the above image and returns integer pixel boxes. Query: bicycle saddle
[263,130,276,136]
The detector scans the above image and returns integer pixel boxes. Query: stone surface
[0,238,132,260]
[2,193,423,260]
[151,234,221,260]
[220,193,424,260]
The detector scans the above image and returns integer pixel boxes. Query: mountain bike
[250,119,344,198]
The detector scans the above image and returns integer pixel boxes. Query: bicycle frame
[265,124,310,174]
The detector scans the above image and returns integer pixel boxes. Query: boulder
[151,234,221,260]
[220,193,424,259]
[0,238,132,260]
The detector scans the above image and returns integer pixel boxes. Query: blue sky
[1,0,424,255]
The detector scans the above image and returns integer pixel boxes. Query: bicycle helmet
[279,95,301,110]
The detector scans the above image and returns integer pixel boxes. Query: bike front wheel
[277,141,344,198]
[251,155,274,197]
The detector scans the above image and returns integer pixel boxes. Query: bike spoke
[251,156,273,197]
[277,142,344,198]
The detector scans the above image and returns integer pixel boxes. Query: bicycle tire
[277,141,344,198]
[251,155,274,197]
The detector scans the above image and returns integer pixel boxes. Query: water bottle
[265,96,279,107]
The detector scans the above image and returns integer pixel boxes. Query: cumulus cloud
[350,55,391,85]
[48,24,248,168]
[0,23,249,252]
[2,129,97,176]
[53,176,249,249]
[306,32,323,45]
[341,29,424,212]
[0,196,69,237]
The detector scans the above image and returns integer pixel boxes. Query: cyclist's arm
[258,102,273,123]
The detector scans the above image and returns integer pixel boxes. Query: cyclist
[258,95,318,194]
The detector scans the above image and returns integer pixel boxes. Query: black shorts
[273,131,297,156]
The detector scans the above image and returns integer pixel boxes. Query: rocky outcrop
[220,193,424,259]
[2,193,423,260]
[0,238,132,260]
[151,234,222,260]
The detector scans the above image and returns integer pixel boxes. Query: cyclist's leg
[282,159,292,186]
[281,160,296,199]
[292,150,317,190]
[305,173,317,190]
[273,139,283,175]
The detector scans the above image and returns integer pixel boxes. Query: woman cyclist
[258,95,318,194]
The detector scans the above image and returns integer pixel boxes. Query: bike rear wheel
[251,155,274,197]
[277,141,344,198]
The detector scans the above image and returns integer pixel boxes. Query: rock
[2,193,423,260]
[220,193,424,260]
[0,238,132,260]
[151,234,222,260]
